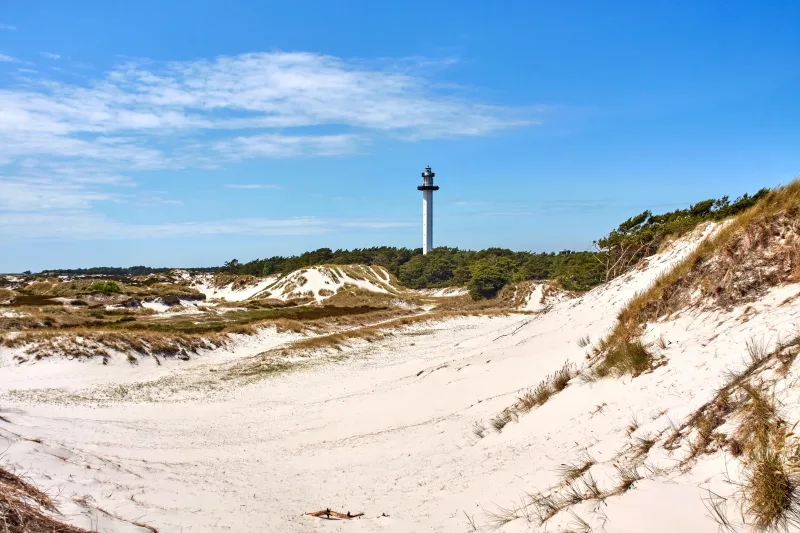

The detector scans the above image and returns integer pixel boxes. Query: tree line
[37,188,769,300]
[222,189,768,299]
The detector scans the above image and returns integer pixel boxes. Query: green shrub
[598,341,653,376]
[90,281,121,294]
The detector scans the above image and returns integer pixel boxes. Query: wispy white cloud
[0,50,541,244]
[0,24,15,31]
[451,200,488,206]
[225,184,281,190]
[0,51,538,163]
[0,54,19,63]
[0,178,120,212]
[135,193,184,207]
[0,212,329,239]
[339,220,415,229]
[0,211,414,240]
[214,133,363,159]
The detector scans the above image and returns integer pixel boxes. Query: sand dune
[3,222,800,532]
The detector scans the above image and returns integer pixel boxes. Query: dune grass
[592,180,800,378]
[556,450,596,483]
[18,277,205,301]
[0,288,15,302]
[490,409,517,432]
[595,341,653,377]
[742,436,800,531]
[490,363,577,433]
[516,363,576,412]
[0,303,395,360]
[1,465,92,533]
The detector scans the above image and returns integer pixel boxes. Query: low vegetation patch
[4,329,223,361]
[557,450,596,483]
[591,181,797,380]
[0,288,15,303]
[490,363,577,433]
[1,302,397,360]
[596,341,654,377]
[490,409,517,432]
[89,280,121,294]
[1,464,92,533]
[741,434,800,531]
[212,273,258,290]
[649,333,800,531]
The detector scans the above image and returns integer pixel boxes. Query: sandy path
[3,314,540,532]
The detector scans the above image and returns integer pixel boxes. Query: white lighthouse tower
[417,165,439,254]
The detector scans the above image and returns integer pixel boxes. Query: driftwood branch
[307,508,365,520]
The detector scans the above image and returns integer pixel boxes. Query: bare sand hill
[3,220,800,532]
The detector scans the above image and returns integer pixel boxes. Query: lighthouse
[417,165,439,254]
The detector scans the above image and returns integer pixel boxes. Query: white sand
[419,287,470,298]
[3,222,800,532]
[190,266,399,303]
[263,265,398,301]
[192,274,281,302]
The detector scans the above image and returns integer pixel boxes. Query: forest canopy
[37,188,769,300]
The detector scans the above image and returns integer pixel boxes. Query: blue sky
[0,1,798,272]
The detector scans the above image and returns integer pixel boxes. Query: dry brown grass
[1,465,92,532]
[557,450,596,483]
[273,318,307,334]
[595,341,654,377]
[664,340,778,460]
[283,307,520,354]
[519,364,575,411]
[717,379,800,531]
[518,380,554,411]
[2,266,530,363]
[633,434,656,458]
[490,409,517,432]
[337,265,399,292]
[324,285,419,308]
[3,328,224,360]
[494,363,577,432]
[1,299,404,360]
[17,278,205,302]
[741,434,800,531]
[0,288,15,303]
[650,333,800,531]
[735,383,780,455]
[592,181,800,377]
[552,362,574,391]
[430,282,536,313]
[223,323,257,335]
[0,306,158,333]
[212,273,258,290]
[612,463,642,495]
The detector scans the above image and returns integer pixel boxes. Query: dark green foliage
[550,251,605,291]
[38,265,176,276]
[89,281,120,294]
[222,188,766,299]
[467,257,513,300]
[32,187,769,301]
[596,189,769,281]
